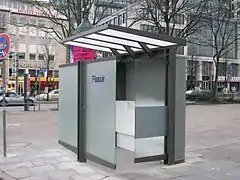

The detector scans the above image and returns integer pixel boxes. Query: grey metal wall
[174,58,186,161]
[125,59,167,161]
[135,60,166,106]
[126,60,165,106]
[85,60,117,169]
[59,64,78,151]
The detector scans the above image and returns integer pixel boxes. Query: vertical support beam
[77,61,86,162]
[24,73,29,111]
[165,48,186,165]
[2,58,7,157]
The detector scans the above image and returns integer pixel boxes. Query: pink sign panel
[70,46,95,63]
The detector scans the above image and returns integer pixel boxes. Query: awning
[60,24,186,57]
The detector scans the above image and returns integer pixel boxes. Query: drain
[8,142,32,148]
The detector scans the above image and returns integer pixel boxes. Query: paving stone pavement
[0,105,240,179]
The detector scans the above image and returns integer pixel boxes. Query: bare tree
[39,33,55,100]
[130,0,207,38]
[201,0,239,97]
[186,55,200,90]
[21,0,116,40]
[220,55,234,89]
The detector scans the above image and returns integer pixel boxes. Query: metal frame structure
[60,24,186,58]
[59,24,187,168]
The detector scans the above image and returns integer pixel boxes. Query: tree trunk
[224,62,227,88]
[66,46,70,63]
[46,69,49,101]
[213,60,220,98]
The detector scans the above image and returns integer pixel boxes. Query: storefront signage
[218,76,240,82]
[70,46,95,63]
[14,9,60,18]
[92,75,105,83]
[18,62,55,69]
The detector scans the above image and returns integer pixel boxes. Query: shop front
[8,61,59,78]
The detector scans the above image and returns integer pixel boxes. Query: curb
[39,101,58,104]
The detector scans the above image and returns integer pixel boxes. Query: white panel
[66,41,112,52]
[100,29,177,47]
[29,45,37,53]
[135,137,165,158]
[116,101,135,136]
[86,60,116,165]
[86,34,158,49]
[76,37,127,50]
[59,65,78,148]
[116,133,135,152]
[18,44,26,52]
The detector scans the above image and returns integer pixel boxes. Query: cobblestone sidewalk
[1,146,240,180]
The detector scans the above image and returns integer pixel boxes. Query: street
[0,103,58,113]
[0,104,240,179]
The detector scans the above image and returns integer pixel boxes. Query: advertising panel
[70,46,95,63]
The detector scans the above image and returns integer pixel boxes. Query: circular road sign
[0,33,11,60]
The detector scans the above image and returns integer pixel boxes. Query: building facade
[0,0,66,82]
[96,1,240,90]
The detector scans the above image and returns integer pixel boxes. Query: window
[29,19,36,25]
[39,54,45,60]
[123,13,126,23]
[19,35,25,42]
[202,62,213,76]
[118,14,123,25]
[54,70,59,78]
[6,92,17,98]
[29,53,36,60]
[9,52,14,59]
[38,19,45,27]
[18,53,25,60]
[49,55,54,61]
[0,13,6,28]
[173,14,185,25]
[10,16,16,24]
[29,69,36,77]
[21,3,26,10]
[114,17,118,25]
[18,69,25,76]
[19,17,26,24]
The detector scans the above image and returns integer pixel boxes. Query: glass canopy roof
[60,24,186,57]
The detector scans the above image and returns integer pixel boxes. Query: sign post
[38,70,44,111]
[12,53,19,94]
[0,33,11,157]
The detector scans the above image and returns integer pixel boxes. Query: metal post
[57,98,59,110]
[2,58,7,157]
[15,75,18,94]
[24,73,29,111]
[38,77,40,111]
[3,108,6,157]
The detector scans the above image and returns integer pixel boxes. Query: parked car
[0,92,36,106]
[36,89,59,101]
[186,90,213,101]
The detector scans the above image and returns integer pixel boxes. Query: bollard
[38,99,40,111]
[3,109,7,157]
[57,99,59,110]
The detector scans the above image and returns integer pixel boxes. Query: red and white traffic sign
[0,33,11,60]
